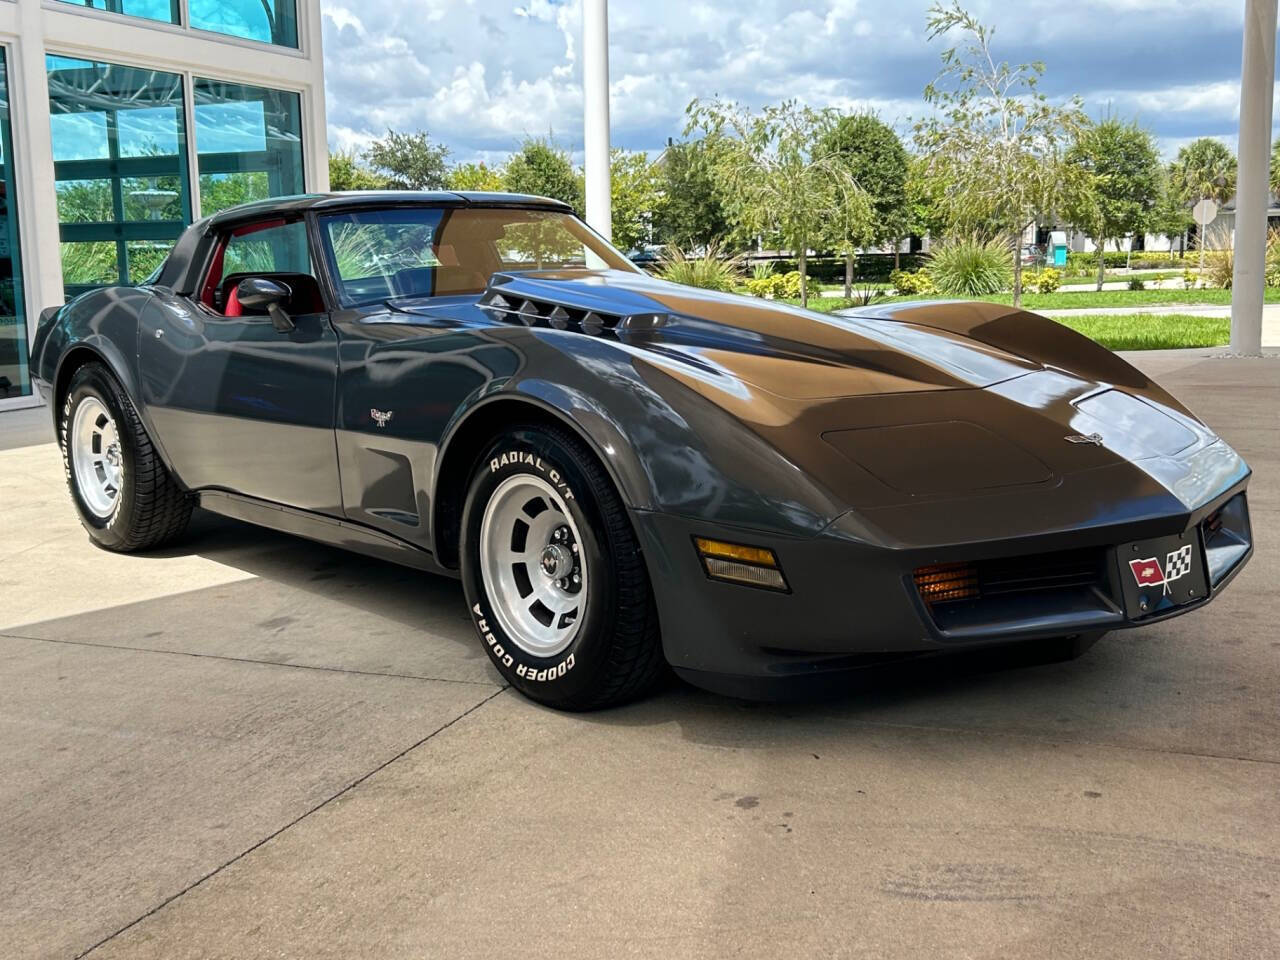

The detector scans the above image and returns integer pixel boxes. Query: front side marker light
[694,537,789,592]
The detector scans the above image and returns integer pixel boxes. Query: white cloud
[320,0,1264,164]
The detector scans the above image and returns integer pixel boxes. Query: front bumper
[631,480,1252,694]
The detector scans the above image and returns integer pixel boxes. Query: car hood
[471,269,1043,398]
[401,269,1243,527]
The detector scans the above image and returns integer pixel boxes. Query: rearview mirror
[236,277,294,332]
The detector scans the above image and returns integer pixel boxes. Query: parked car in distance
[29,192,1254,709]
[627,243,666,267]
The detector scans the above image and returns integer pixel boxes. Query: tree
[1171,137,1236,264]
[328,149,389,191]
[1064,117,1162,290]
[686,98,862,306]
[199,172,269,215]
[903,155,947,266]
[913,2,1084,307]
[820,114,910,296]
[609,149,663,252]
[1172,137,1238,206]
[1149,164,1195,260]
[503,137,584,214]
[651,139,730,251]
[364,130,450,191]
[447,162,505,192]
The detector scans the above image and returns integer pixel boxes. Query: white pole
[1230,0,1277,356]
[582,0,612,241]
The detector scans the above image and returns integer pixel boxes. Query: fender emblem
[1064,432,1104,446]
[371,408,394,428]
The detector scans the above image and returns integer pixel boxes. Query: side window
[322,208,447,304]
[200,219,324,317]
[224,220,312,276]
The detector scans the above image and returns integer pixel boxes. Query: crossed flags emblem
[1128,543,1194,596]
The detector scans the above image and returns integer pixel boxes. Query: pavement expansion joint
[0,631,500,687]
[71,685,510,960]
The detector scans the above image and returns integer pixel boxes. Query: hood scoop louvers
[480,287,666,339]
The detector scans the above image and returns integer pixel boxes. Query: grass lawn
[1057,270,1189,284]
[775,297,1229,350]
[785,288,1250,311]
[997,288,1253,310]
[1052,314,1229,351]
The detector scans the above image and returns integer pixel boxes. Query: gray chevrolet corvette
[30,192,1253,709]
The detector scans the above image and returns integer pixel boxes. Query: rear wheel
[60,363,192,551]
[460,424,664,710]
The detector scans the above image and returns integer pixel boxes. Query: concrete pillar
[582,0,611,240]
[1230,0,1277,356]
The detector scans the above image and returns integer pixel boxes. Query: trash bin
[1049,231,1068,268]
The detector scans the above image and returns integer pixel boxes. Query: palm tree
[1171,138,1237,268]
[1172,137,1237,205]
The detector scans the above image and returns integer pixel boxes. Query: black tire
[59,362,192,552]
[460,424,664,710]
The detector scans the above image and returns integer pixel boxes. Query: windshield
[319,206,639,306]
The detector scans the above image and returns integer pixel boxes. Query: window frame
[46,0,304,51]
[195,215,326,318]
[315,204,637,309]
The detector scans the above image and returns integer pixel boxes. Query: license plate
[1116,531,1208,619]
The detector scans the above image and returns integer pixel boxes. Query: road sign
[1193,198,1219,226]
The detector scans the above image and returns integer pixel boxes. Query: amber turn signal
[914,562,980,604]
[694,538,778,566]
[694,538,788,592]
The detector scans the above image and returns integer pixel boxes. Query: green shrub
[745,270,804,299]
[890,269,934,296]
[768,253,926,283]
[1127,278,1146,291]
[778,271,804,299]
[1066,251,1188,272]
[925,236,1013,297]
[1034,268,1061,294]
[750,262,774,283]
[848,283,886,306]
[657,246,741,292]
[1205,249,1233,289]
[1182,269,1198,289]
[1266,229,1280,287]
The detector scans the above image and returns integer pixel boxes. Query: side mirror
[236,277,294,333]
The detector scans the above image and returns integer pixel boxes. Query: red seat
[224,285,243,317]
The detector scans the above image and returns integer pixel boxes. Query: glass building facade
[46,60,305,293]
[190,0,298,47]
[0,0,324,409]
[0,49,28,399]
[195,79,304,215]
[48,56,192,295]
[52,0,298,47]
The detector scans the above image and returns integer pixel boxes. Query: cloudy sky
[320,0,1264,165]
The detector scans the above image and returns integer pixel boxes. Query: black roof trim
[203,190,573,231]
[157,191,576,294]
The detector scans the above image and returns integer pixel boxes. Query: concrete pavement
[2,351,1278,959]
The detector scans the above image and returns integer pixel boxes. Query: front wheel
[459,425,664,710]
